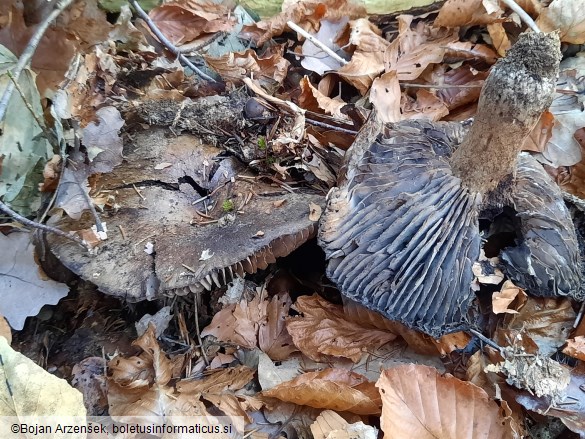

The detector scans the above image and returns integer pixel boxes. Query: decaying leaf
[71,357,108,416]
[495,297,575,356]
[286,294,397,362]
[435,0,504,27]
[202,294,298,360]
[263,368,381,415]
[0,45,52,216]
[0,232,69,330]
[370,71,401,123]
[240,0,365,46]
[300,19,349,75]
[299,76,348,119]
[563,336,585,361]
[0,316,11,345]
[0,336,86,418]
[377,364,515,439]
[311,410,377,439]
[205,48,290,87]
[537,0,585,44]
[148,2,234,46]
[492,280,527,314]
[485,345,571,404]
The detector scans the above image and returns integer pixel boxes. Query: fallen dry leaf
[370,71,401,123]
[240,0,365,46]
[401,89,449,122]
[492,280,528,314]
[286,294,397,362]
[205,48,290,88]
[487,23,511,56]
[0,316,11,345]
[71,357,108,416]
[310,410,376,439]
[537,0,585,44]
[148,2,234,46]
[523,111,555,153]
[0,336,86,417]
[299,76,348,120]
[202,293,298,360]
[495,297,575,356]
[263,368,381,415]
[258,294,298,360]
[563,336,585,361]
[0,232,69,330]
[378,364,515,439]
[435,0,504,27]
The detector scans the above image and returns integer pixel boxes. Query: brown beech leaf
[258,294,299,361]
[148,3,234,46]
[496,297,575,356]
[298,76,348,120]
[336,51,385,95]
[0,315,11,344]
[523,111,554,152]
[402,89,449,122]
[537,0,585,44]
[286,294,397,362]
[563,336,585,361]
[370,71,401,123]
[201,296,265,349]
[487,22,511,56]
[435,0,504,27]
[107,324,181,421]
[262,368,381,415]
[492,280,527,314]
[240,0,365,46]
[378,364,515,439]
[205,48,290,88]
[444,41,498,65]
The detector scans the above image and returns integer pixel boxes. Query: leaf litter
[2,0,585,437]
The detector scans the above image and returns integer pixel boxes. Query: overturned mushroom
[319,32,583,337]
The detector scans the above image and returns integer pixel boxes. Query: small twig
[500,0,541,33]
[400,83,483,89]
[128,0,217,83]
[178,31,225,54]
[574,301,585,329]
[287,21,348,66]
[193,296,209,365]
[0,0,75,123]
[469,328,503,352]
[0,200,88,249]
[7,72,57,145]
[132,183,146,201]
[305,118,358,134]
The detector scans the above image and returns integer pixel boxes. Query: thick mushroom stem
[450,32,561,195]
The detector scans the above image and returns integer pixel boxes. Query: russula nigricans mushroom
[44,127,323,301]
[319,32,584,337]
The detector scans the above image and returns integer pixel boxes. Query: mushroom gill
[319,31,583,337]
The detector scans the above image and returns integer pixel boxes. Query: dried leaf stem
[127,0,217,82]
[0,200,88,249]
[0,0,74,123]
[287,21,348,66]
[500,0,540,33]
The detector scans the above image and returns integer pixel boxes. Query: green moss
[257,136,267,150]
[222,199,235,212]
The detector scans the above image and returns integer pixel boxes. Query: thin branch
[401,83,483,89]
[468,328,503,352]
[305,118,358,134]
[0,0,75,123]
[127,0,217,82]
[500,0,540,33]
[0,200,88,249]
[287,21,348,66]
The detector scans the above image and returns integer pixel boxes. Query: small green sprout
[222,199,234,212]
[258,136,267,150]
